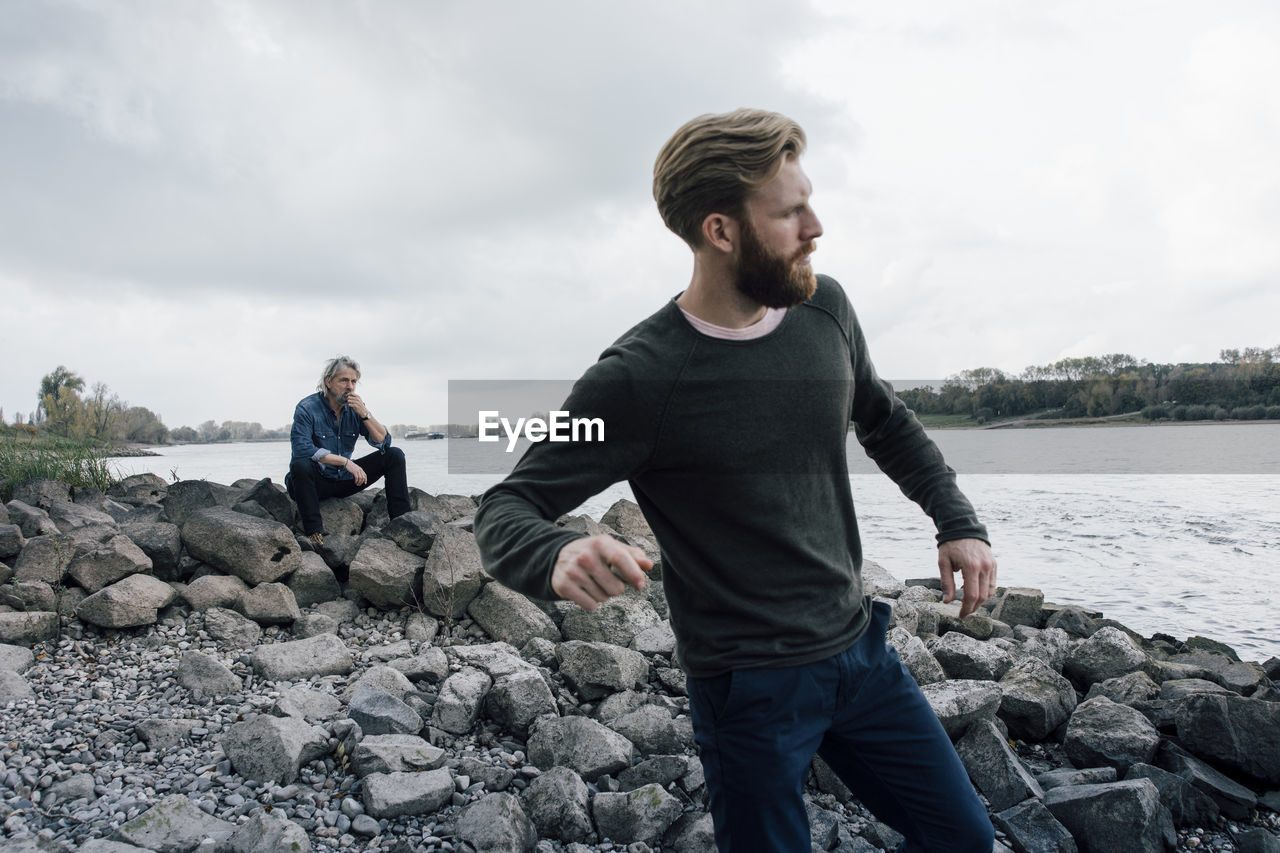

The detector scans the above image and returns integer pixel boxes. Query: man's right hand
[552,535,654,611]
[345,460,367,486]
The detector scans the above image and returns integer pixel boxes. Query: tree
[37,366,85,425]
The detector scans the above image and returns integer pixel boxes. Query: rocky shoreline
[1,474,1278,853]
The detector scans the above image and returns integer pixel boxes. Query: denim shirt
[290,392,392,481]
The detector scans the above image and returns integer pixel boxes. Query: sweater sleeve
[473,356,661,600]
[840,293,990,546]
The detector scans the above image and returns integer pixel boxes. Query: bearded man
[474,109,997,852]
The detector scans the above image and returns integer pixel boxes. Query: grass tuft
[0,433,121,502]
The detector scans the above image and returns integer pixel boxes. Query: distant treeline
[897,347,1280,424]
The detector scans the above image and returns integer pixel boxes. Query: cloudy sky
[3,0,1278,431]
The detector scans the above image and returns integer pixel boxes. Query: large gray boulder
[931,630,1015,681]
[1043,779,1175,853]
[182,575,249,611]
[999,657,1078,741]
[1174,692,1280,783]
[250,633,353,681]
[349,682,423,736]
[238,478,297,528]
[1020,626,1072,672]
[287,552,340,607]
[347,537,423,608]
[520,765,593,843]
[485,668,558,737]
[178,650,242,697]
[1164,649,1268,695]
[224,809,311,853]
[888,627,947,685]
[592,783,684,845]
[121,521,182,576]
[350,734,446,777]
[76,573,175,628]
[1085,671,1161,706]
[11,478,70,508]
[383,509,446,557]
[527,715,635,783]
[181,506,301,584]
[237,582,300,625]
[115,793,236,852]
[46,498,115,532]
[12,533,75,584]
[557,639,648,700]
[420,526,486,618]
[0,669,34,704]
[361,768,454,818]
[919,679,1003,739]
[955,719,1044,811]
[1063,696,1160,774]
[431,666,493,734]
[271,685,343,722]
[222,714,329,784]
[991,799,1078,853]
[203,606,262,647]
[1063,626,1149,690]
[607,704,695,756]
[990,587,1044,628]
[1124,763,1220,828]
[1155,741,1257,820]
[0,523,24,560]
[160,480,220,526]
[317,496,364,536]
[0,643,35,673]
[0,611,59,645]
[455,792,537,853]
[6,500,59,538]
[65,534,152,592]
[467,581,560,648]
[561,592,662,648]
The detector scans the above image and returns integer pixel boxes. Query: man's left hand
[938,538,997,618]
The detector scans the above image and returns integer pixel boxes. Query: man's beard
[735,219,817,309]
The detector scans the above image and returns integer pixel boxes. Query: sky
[3,0,1278,431]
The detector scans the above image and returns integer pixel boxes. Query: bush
[1212,407,1228,421]
[1141,405,1170,421]
[1267,406,1280,420]
[0,436,120,502]
[1184,404,1211,421]
[975,407,995,424]
[1171,405,1188,421]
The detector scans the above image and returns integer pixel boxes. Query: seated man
[287,355,410,545]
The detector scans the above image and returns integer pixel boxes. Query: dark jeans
[686,600,994,853]
[285,447,410,535]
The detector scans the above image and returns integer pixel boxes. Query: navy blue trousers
[686,601,993,853]
[285,446,409,535]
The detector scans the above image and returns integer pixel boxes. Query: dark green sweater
[474,275,988,678]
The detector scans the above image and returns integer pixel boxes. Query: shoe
[308,532,325,548]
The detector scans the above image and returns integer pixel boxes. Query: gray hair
[317,355,361,392]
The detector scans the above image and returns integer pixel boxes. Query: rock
[600,499,653,539]
[1124,763,1220,827]
[349,682,423,736]
[592,782,683,845]
[431,666,493,734]
[1237,827,1280,853]
[116,793,237,851]
[664,811,717,853]
[388,649,450,683]
[237,581,300,624]
[0,610,59,645]
[420,526,486,618]
[286,551,340,607]
[631,622,677,656]
[1063,696,1160,773]
[343,664,416,702]
[203,605,262,646]
[991,799,1078,853]
[383,509,446,556]
[64,534,152,592]
[1036,767,1118,791]
[178,649,242,697]
[888,627,947,685]
[619,755,695,792]
[1063,626,1149,690]
[486,668,558,736]
[182,575,249,611]
[919,679,1003,739]
[447,641,536,679]
[955,719,1044,811]
[224,809,312,853]
[999,657,1078,741]
[528,715,635,783]
[76,573,175,628]
[607,704,695,756]
[109,472,168,501]
[271,685,342,722]
[1020,626,1072,672]
[557,640,649,700]
[46,498,115,532]
[468,581,561,647]
[250,632,354,681]
[350,734,446,777]
[6,500,59,539]
[1044,605,1099,638]
[990,586,1044,628]
[931,631,1014,681]
[135,719,199,751]
[0,523,25,560]
[11,478,70,508]
[121,521,182,577]
[521,765,593,843]
[361,768,454,818]
[348,537,423,608]
[1085,671,1161,706]
[222,714,329,784]
[0,642,35,672]
[1155,740,1258,820]
[318,496,364,536]
[1158,678,1234,701]
[1043,779,1174,853]
[561,593,662,648]
[239,478,297,528]
[181,506,301,584]
[7,579,56,611]
[43,771,96,806]
[0,668,34,703]
[160,480,220,526]
[12,533,75,584]
[456,792,537,852]
[1174,692,1280,783]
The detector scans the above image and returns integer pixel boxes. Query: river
[107,423,1280,662]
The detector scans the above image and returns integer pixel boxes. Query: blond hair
[653,108,807,247]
